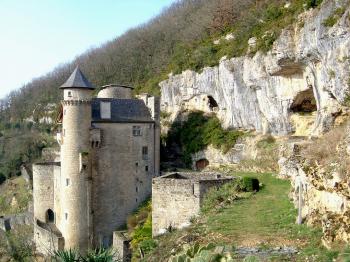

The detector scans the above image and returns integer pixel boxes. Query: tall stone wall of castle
[60,98,92,251]
[92,122,155,246]
[33,163,55,222]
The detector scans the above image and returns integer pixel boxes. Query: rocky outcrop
[160,0,350,136]
[278,134,350,247]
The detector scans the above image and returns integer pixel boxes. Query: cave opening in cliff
[290,88,317,136]
[208,96,218,111]
[46,209,55,223]
[196,158,209,170]
[290,89,317,113]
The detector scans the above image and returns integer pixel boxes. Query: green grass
[202,173,339,261]
[146,172,341,261]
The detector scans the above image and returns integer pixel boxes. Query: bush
[166,111,244,167]
[242,177,260,192]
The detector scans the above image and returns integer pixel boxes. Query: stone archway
[196,159,209,171]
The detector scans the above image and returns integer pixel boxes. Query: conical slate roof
[60,66,95,89]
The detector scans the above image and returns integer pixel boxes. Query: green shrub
[242,177,260,192]
[201,179,252,213]
[323,7,346,27]
[166,112,244,167]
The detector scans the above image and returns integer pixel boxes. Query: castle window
[65,213,68,220]
[145,166,149,172]
[66,178,70,186]
[136,186,138,193]
[142,146,148,160]
[100,102,111,119]
[68,91,72,97]
[132,126,141,136]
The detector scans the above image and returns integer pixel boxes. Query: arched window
[46,209,55,223]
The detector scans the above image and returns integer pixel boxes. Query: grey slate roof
[91,98,153,123]
[60,66,95,89]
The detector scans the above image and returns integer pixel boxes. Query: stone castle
[32,67,160,254]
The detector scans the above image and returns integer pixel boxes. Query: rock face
[160,0,350,136]
[278,134,350,247]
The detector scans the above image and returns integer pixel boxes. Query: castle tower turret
[59,67,95,251]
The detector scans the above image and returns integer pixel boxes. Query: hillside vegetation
[0,0,324,184]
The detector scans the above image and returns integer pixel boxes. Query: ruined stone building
[152,172,232,236]
[32,67,160,255]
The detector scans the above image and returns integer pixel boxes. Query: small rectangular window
[65,213,68,220]
[142,146,148,160]
[66,178,70,186]
[145,166,149,172]
[68,91,72,97]
[132,126,141,136]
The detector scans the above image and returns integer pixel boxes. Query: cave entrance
[46,209,55,223]
[290,89,317,113]
[290,89,317,136]
[195,159,209,171]
[208,96,218,111]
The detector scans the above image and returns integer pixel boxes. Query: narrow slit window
[66,178,70,186]
[65,213,68,220]
[142,146,148,160]
[145,166,149,172]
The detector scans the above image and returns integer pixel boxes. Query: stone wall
[34,220,64,256]
[92,122,156,246]
[33,163,57,222]
[112,231,131,262]
[152,173,233,236]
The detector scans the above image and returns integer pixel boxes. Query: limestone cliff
[278,121,350,246]
[160,0,350,136]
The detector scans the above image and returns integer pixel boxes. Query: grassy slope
[146,173,339,261]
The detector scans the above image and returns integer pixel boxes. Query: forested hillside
[0,0,322,180]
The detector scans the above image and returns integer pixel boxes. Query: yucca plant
[82,248,118,262]
[53,249,79,262]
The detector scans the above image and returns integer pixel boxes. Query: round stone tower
[97,84,133,99]
[59,67,95,251]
